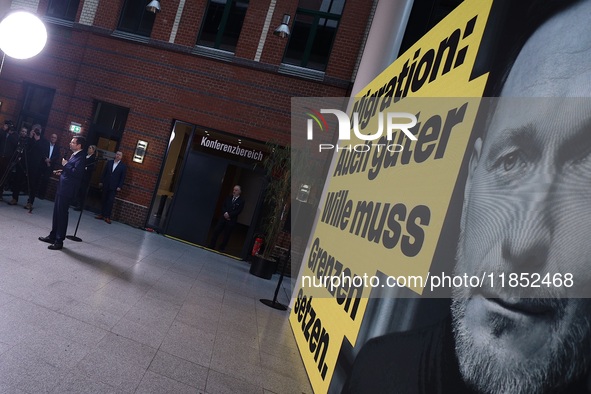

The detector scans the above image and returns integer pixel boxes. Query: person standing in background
[0,120,15,198]
[95,151,126,224]
[208,185,244,252]
[23,125,48,210]
[0,120,13,159]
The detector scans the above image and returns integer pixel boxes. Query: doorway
[148,121,268,259]
[205,163,265,257]
[83,101,129,213]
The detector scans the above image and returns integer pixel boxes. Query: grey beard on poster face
[450,242,591,394]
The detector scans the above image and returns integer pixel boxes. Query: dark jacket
[27,137,49,175]
[3,132,18,158]
[221,195,244,223]
[47,142,61,170]
[56,150,86,198]
[101,159,127,190]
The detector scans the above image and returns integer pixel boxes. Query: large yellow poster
[290,1,492,393]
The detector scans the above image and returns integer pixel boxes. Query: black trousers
[101,188,117,218]
[49,193,72,244]
[209,217,236,250]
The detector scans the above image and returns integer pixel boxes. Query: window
[283,0,346,71]
[118,0,156,37]
[90,101,128,143]
[46,0,80,21]
[88,101,129,156]
[84,101,129,206]
[197,0,249,52]
[18,84,55,133]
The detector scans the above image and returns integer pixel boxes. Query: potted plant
[250,142,291,279]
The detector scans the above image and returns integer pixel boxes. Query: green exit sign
[69,122,82,133]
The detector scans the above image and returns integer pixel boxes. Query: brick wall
[113,199,148,228]
[0,0,373,228]
[326,0,374,80]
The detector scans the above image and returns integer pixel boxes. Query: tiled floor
[0,197,312,393]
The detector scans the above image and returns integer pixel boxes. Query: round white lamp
[0,11,47,59]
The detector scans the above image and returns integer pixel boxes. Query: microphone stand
[66,201,84,242]
[260,249,289,311]
[66,213,84,241]
[66,170,91,243]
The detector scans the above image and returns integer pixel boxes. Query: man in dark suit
[38,135,86,250]
[209,185,244,252]
[95,150,127,224]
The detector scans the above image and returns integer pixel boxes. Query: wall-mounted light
[146,0,161,14]
[273,14,291,38]
[133,140,149,163]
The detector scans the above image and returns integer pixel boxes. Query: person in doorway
[209,185,244,252]
[95,150,126,224]
[38,135,86,250]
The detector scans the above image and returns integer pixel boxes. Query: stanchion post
[260,249,290,311]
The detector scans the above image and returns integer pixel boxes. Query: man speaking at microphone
[38,135,86,250]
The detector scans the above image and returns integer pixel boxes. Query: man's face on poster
[452,97,591,394]
[451,2,591,393]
